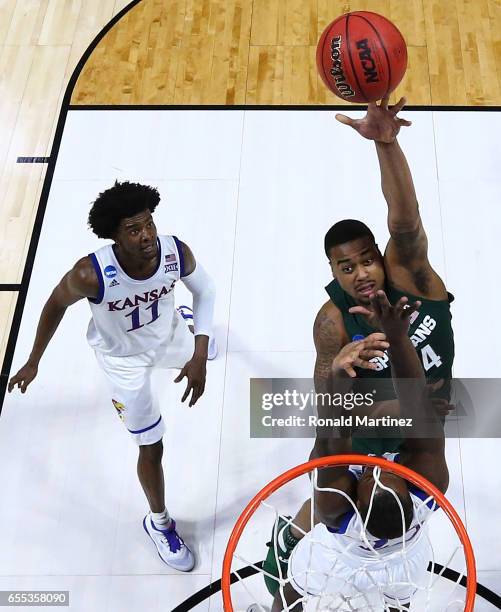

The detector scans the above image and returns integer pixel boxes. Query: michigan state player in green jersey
[262,95,455,596]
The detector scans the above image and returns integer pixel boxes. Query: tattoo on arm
[390,225,426,261]
[313,307,344,394]
[390,226,432,294]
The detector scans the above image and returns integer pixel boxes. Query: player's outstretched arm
[370,290,449,493]
[312,332,389,526]
[8,257,98,394]
[174,241,215,407]
[336,96,446,299]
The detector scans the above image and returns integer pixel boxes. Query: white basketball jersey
[326,453,438,560]
[86,235,184,357]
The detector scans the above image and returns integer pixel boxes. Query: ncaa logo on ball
[104,265,117,278]
[356,39,380,83]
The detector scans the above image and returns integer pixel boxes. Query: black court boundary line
[171,561,501,611]
[0,285,21,291]
[69,104,501,111]
[0,0,143,408]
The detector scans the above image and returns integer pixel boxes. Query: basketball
[316,11,407,103]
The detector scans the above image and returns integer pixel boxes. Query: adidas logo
[109,279,120,287]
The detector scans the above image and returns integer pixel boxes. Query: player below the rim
[8,181,217,572]
[264,96,455,593]
[272,291,449,611]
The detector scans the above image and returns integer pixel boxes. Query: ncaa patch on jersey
[104,265,117,278]
[352,334,365,341]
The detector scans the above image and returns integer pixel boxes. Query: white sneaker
[176,305,218,360]
[143,514,195,572]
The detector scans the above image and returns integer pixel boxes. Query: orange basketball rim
[222,454,476,611]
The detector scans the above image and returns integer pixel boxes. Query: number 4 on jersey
[420,344,442,371]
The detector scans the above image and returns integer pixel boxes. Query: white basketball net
[227,465,471,611]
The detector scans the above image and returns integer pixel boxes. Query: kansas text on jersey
[86,235,185,357]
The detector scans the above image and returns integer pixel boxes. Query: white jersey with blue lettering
[86,235,186,357]
[326,452,438,561]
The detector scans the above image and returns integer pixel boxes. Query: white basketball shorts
[94,310,194,446]
[288,522,429,608]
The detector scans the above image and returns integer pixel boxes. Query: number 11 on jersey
[125,300,160,332]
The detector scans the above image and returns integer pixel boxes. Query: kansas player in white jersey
[8,181,216,572]
[272,291,449,611]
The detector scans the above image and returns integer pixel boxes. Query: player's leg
[137,439,165,512]
[94,350,195,571]
[263,505,309,595]
[271,583,303,611]
[140,440,195,572]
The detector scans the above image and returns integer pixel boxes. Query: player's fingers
[394,296,409,315]
[364,333,389,349]
[189,388,199,407]
[397,118,412,127]
[359,342,387,357]
[432,399,453,416]
[181,381,192,402]
[391,96,406,114]
[174,367,187,383]
[366,332,387,342]
[8,372,21,388]
[348,305,372,317]
[360,349,385,359]
[197,380,205,397]
[402,300,420,318]
[380,94,390,109]
[354,358,376,370]
[376,289,391,307]
[344,364,357,378]
[369,291,386,314]
[374,290,393,315]
[190,380,204,405]
[335,113,356,127]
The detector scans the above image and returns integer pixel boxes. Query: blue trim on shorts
[172,235,185,277]
[128,415,162,434]
[408,484,439,511]
[326,509,355,534]
[88,253,104,304]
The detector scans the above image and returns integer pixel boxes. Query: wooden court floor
[0,0,500,375]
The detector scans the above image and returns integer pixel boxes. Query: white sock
[151,508,171,529]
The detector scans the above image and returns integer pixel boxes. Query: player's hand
[426,379,455,417]
[8,361,38,393]
[174,356,207,407]
[332,332,389,378]
[350,290,421,338]
[335,95,411,143]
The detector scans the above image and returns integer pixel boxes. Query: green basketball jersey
[325,279,455,455]
[325,279,455,401]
